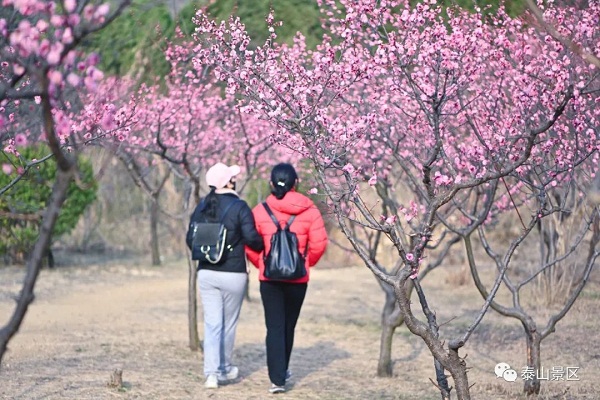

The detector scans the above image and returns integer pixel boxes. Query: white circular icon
[503,369,518,382]
[495,362,511,378]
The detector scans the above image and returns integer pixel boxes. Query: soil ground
[1,259,599,400]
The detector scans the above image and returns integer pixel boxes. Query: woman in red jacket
[246,163,328,394]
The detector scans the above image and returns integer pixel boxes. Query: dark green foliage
[84,0,174,82]
[438,0,525,17]
[86,0,325,83]
[203,0,324,48]
[177,1,203,36]
[0,148,97,264]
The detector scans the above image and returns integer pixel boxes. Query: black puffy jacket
[186,193,264,273]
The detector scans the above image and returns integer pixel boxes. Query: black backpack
[189,199,239,264]
[262,202,307,280]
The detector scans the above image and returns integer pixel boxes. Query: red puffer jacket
[246,191,328,283]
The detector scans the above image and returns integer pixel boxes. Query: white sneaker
[285,370,292,382]
[218,366,239,381]
[269,384,286,394]
[205,374,219,389]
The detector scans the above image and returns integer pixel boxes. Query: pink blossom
[37,38,50,56]
[433,171,452,186]
[86,52,100,66]
[36,19,48,32]
[54,111,71,138]
[50,14,64,27]
[94,3,110,20]
[83,76,97,91]
[2,163,12,175]
[67,13,80,26]
[308,188,318,194]
[368,174,377,186]
[13,64,25,75]
[3,144,15,154]
[48,70,62,85]
[14,133,27,147]
[62,27,73,44]
[64,0,76,13]
[342,163,355,174]
[100,112,115,131]
[89,67,104,81]
[47,42,64,65]
[406,253,415,262]
[83,4,94,20]
[66,72,80,86]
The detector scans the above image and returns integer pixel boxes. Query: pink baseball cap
[205,162,241,189]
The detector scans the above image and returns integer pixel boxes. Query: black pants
[260,280,307,386]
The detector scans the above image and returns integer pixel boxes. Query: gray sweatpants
[197,269,247,377]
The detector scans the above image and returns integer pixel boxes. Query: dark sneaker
[269,384,286,394]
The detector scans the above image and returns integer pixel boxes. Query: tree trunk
[46,248,55,269]
[378,321,396,376]
[523,326,542,395]
[0,168,74,366]
[150,194,161,266]
[448,347,470,400]
[413,281,454,399]
[378,286,401,377]
[244,274,251,302]
[395,277,465,399]
[188,257,201,351]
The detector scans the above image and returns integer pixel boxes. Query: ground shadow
[232,340,351,386]
[285,340,351,387]
[228,342,267,381]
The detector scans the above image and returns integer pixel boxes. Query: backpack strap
[263,202,297,229]
[219,199,241,223]
[195,198,239,223]
[262,203,306,256]
[285,215,296,230]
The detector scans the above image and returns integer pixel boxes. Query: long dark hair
[203,187,219,221]
[270,163,298,200]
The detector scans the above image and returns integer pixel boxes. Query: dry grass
[1,258,599,400]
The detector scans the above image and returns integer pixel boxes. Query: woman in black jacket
[186,162,264,389]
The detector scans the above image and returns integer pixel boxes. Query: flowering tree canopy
[189,0,599,397]
[0,0,133,366]
[1,0,134,176]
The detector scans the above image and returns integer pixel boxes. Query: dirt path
[1,261,599,399]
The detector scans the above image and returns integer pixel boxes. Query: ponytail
[203,187,219,221]
[270,163,298,200]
